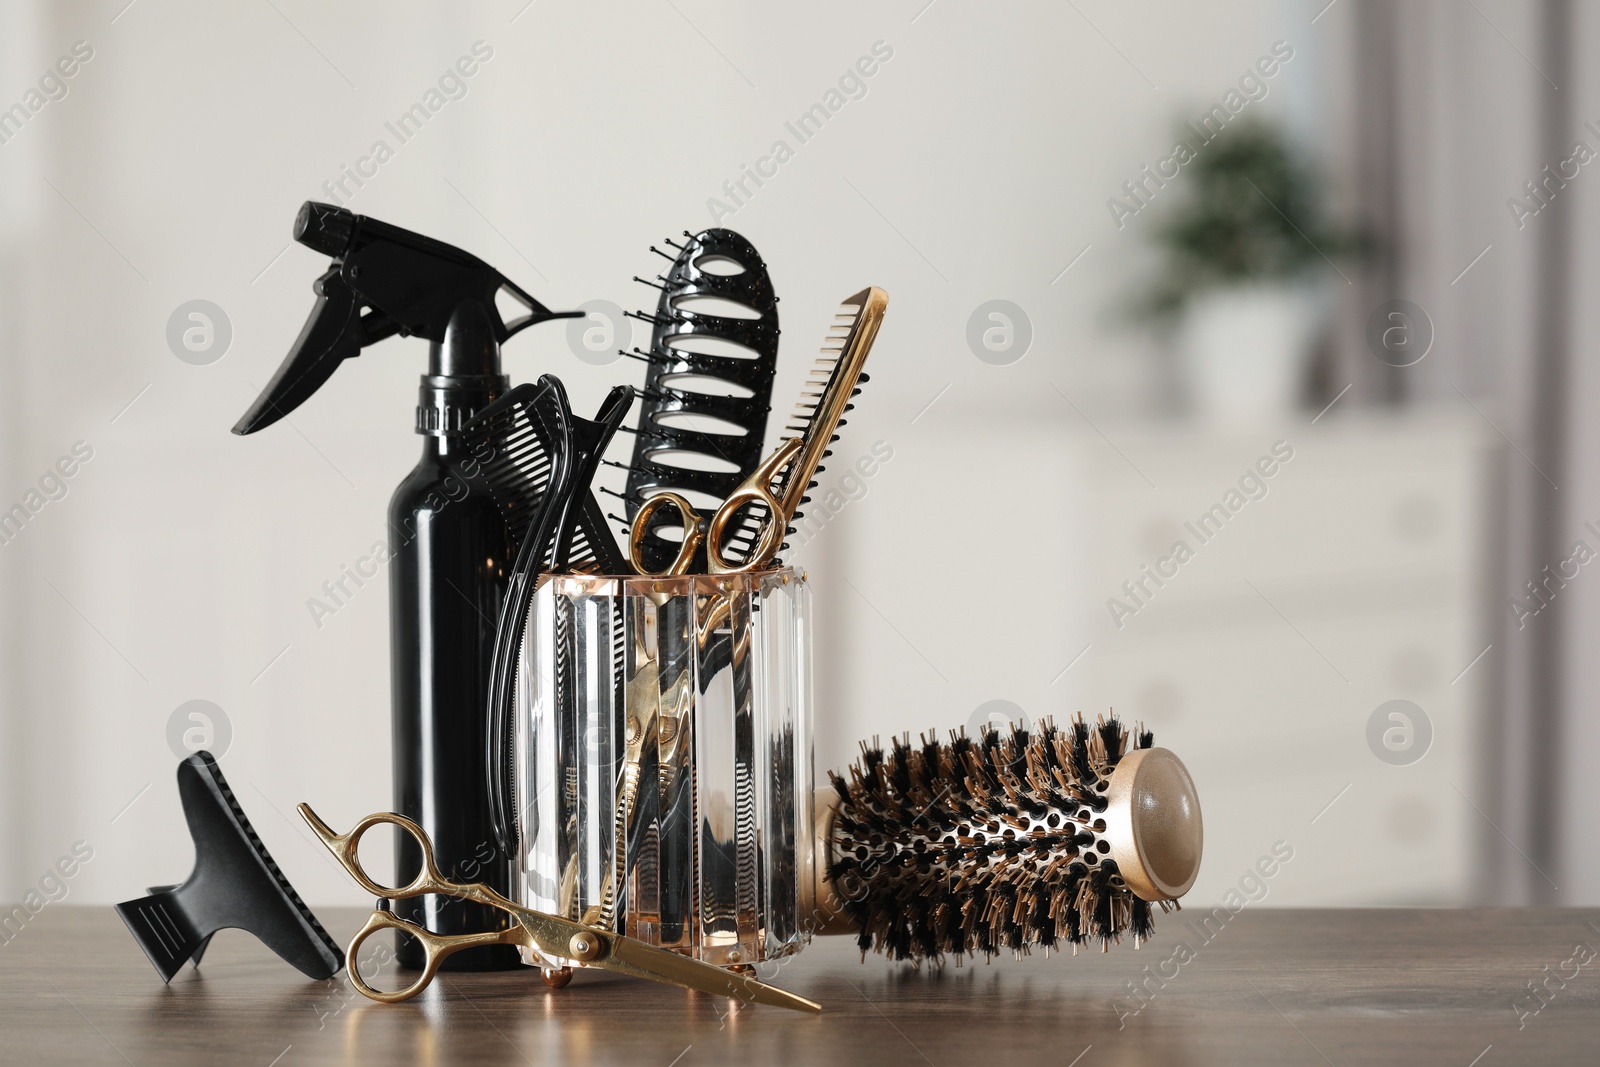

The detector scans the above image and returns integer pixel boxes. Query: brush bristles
[826,712,1169,965]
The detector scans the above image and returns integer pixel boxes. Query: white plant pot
[1177,284,1322,423]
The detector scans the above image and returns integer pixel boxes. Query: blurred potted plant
[1134,118,1363,421]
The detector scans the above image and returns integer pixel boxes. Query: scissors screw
[568,933,602,963]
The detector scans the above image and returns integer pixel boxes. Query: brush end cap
[1105,747,1202,901]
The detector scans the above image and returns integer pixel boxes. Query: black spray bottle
[235,202,580,969]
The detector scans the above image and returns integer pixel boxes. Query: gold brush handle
[801,788,854,936]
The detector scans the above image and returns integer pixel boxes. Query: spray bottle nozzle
[294,201,355,257]
[233,202,584,436]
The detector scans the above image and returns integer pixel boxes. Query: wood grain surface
[2,906,1598,1065]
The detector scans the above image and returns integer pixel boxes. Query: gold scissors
[297,804,820,1013]
[628,437,803,576]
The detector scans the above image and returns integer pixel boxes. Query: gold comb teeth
[775,286,887,523]
[719,286,886,567]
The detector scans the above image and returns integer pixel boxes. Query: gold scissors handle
[628,437,803,577]
[298,805,531,1003]
[704,436,802,572]
[298,806,503,906]
[343,908,524,1004]
[628,492,704,576]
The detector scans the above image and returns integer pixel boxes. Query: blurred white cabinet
[819,406,1494,907]
[1070,409,1495,906]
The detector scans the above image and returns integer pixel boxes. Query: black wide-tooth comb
[115,751,341,983]
[621,229,779,574]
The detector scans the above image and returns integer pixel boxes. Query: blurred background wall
[0,0,1593,911]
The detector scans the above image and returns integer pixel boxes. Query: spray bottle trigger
[232,267,365,435]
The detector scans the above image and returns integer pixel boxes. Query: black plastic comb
[454,376,623,576]
[115,751,341,983]
[622,229,779,574]
[477,378,634,853]
[553,384,634,573]
[468,377,577,854]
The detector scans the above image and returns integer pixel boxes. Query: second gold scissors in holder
[628,437,803,577]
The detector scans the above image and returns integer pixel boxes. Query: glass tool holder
[513,567,813,969]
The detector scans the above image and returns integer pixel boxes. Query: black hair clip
[115,751,341,983]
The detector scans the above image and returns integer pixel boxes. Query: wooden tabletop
[3,906,1598,1065]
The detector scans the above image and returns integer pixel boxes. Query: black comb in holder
[622,229,779,574]
[474,379,636,853]
[461,377,576,855]
[115,751,341,983]
[456,379,632,579]
[553,384,635,574]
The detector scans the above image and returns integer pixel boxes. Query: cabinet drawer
[1084,464,1480,607]
[1188,766,1472,906]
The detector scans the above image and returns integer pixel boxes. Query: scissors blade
[602,933,822,1014]
[515,909,819,1013]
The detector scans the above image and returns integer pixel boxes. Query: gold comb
[723,286,887,567]
[778,286,887,519]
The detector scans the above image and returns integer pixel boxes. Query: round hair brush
[804,713,1201,964]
